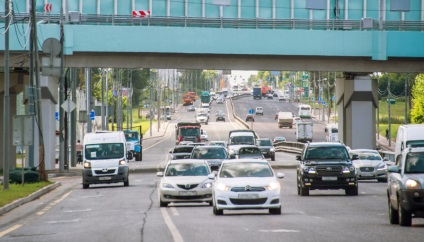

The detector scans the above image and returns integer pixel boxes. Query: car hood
[171,153,192,159]
[204,159,227,165]
[352,160,383,167]
[162,176,210,185]
[237,154,264,159]
[258,146,273,151]
[402,174,424,184]
[304,160,352,165]
[217,177,277,187]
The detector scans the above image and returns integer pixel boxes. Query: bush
[9,168,40,184]
[379,116,404,124]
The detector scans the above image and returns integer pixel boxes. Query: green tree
[411,74,424,124]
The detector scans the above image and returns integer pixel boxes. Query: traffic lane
[0,173,172,242]
[232,97,327,142]
[154,169,423,242]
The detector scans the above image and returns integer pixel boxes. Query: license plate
[322,176,337,181]
[99,176,112,181]
[238,193,259,199]
[361,172,374,177]
[179,191,197,196]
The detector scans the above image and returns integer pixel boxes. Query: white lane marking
[259,229,300,233]
[37,191,72,215]
[0,224,22,238]
[46,219,80,224]
[143,131,172,151]
[160,208,184,242]
[64,209,92,213]
[170,206,179,216]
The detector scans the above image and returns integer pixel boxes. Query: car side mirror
[296,155,301,161]
[351,154,359,160]
[127,151,133,160]
[383,157,390,162]
[387,165,400,173]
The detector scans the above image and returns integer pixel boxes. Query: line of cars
[157,130,284,215]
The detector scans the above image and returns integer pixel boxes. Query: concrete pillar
[336,74,378,149]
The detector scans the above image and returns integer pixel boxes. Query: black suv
[296,142,358,196]
[256,138,276,161]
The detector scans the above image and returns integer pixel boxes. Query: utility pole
[388,77,391,147]
[59,0,65,172]
[86,68,92,133]
[149,69,153,137]
[404,78,408,124]
[3,0,11,189]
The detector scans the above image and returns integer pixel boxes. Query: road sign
[90,111,95,121]
[44,4,52,12]
[61,99,76,113]
[55,112,59,121]
[322,101,326,105]
[132,10,151,18]
[270,71,280,76]
[249,109,255,114]
[311,97,314,101]
[332,96,335,101]
[318,97,322,101]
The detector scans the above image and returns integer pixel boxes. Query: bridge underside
[2,53,424,72]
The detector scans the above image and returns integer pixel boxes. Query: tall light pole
[3,0,10,189]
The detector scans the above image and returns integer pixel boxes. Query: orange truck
[188,91,197,101]
[261,86,271,97]
[183,93,194,106]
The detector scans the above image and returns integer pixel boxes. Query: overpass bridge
[1,0,424,171]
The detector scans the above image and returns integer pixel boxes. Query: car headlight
[215,182,230,191]
[405,179,421,189]
[201,182,213,189]
[83,161,91,168]
[343,166,354,173]
[376,162,387,170]
[266,181,280,190]
[119,160,126,166]
[303,167,316,174]
[162,183,174,189]
[270,148,275,152]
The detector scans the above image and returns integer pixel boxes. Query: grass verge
[0,181,52,207]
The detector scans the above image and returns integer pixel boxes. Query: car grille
[94,169,116,175]
[177,184,199,190]
[183,137,197,142]
[231,187,266,192]
[359,167,375,172]
[316,166,343,176]
[230,198,267,205]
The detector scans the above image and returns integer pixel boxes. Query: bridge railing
[5,13,424,31]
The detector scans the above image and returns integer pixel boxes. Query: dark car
[256,138,276,161]
[273,137,287,144]
[296,142,358,196]
[190,145,230,170]
[216,110,226,122]
[187,105,195,112]
[228,145,265,160]
[169,145,195,160]
[245,114,255,122]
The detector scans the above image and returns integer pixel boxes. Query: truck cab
[124,130,142,161]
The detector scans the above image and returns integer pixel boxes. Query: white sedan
[201,131,209,141]
[210,159,285,215]
[157,159,213,207]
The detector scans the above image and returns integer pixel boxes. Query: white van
[82,131,131,189]
[394,124,424,163]
[325,124,339,142]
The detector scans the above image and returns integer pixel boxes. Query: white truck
[325,124,339,142]
[277,112,293,128]
[296,122,313,143]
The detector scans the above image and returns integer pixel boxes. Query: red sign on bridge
[44,4,52,12]
[132,10,151,18]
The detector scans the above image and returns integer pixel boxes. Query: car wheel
[124,178,129,187]
[398,199,412,226]
[160,199,169,207]
[83,183,89,189]
[300,183,309,196]
[345,186,358,196]
[213,205,223,215]
[271,155,275,161]
[388,196,399,224]
[208,202,213,206]
[135,153,142,161]
[269,207,281,215]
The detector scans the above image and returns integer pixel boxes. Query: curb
[0,181,62,216]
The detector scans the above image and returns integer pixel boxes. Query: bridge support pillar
[336,73,378,149]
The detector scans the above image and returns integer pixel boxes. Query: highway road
[0,96,422,242]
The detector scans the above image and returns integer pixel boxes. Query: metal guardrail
[4,13,424,31]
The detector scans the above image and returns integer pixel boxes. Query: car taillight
[179,136,183,142]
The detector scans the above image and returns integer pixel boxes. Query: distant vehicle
[175,122,201,145]
[325,124,339,142]
[228,145,264,159]
[255,107,263,115]
[210,91,216,100]
[253,87,262,99]
[296,122,313,143]
[292,117,302,126]
[201,130,209,141]
[298,104,312,118]
[394,124,424,164]
[169,145,195,160]
[211,159,285,215]
[187,105,195,112]
[349,149,389,182]
[196,110,209,125]
[216,97,224,104]
[183,93,194,106]
[208,141,227,147]
[273,137,286,144]
[256,138,276,161]
[387,146,424,226]
[216,110,225,122]
[123,129,142,161]
[191,145,230,170]
[200,91,211,104]
[267,93,273,99]
[277,112,293,129]
[157,159,213,207]
[245,114,255,122]
[222,88,229,97]
[278,95,287,101]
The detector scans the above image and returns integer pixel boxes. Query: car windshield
[192,148,227,159]
[84,143,125,160]
[355,153,381,160]
[305,147,349,160]
[173,146,194,153]
[258,140,272,146]
[219,162,273,178]
[165,163,209,176]
[230,136,255,145]
[180,128,200,136]
[405,152,424,173]
[124,132,139,142]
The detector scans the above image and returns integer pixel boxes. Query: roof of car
[221,159,269,164]
[307,142,346,147]
[193,145,226,149]
[349,149,379,154]
[167,159,209,165]
[257,138,272,141]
